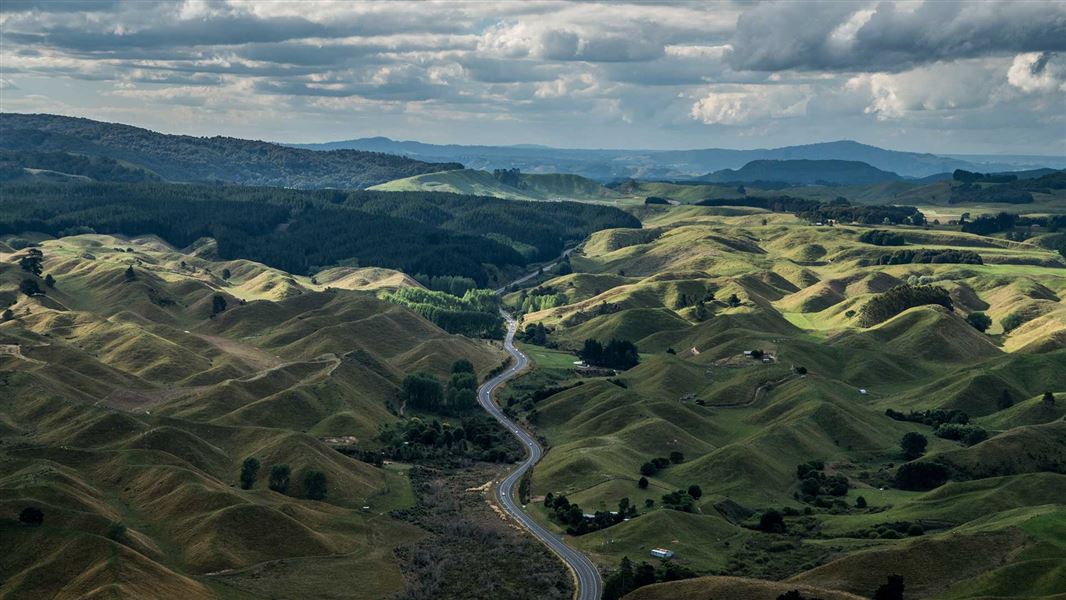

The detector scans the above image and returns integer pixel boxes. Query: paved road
[477,312,603,600]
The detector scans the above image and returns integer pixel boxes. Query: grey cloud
[730,1,1066,72]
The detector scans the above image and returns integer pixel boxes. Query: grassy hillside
[0,234,505,599]
[370,168,623,201]
[497,202,1066,598]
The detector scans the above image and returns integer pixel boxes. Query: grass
[498,206,1066,597]
[0,233,507,599]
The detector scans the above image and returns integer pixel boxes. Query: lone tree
[222,268,232,280]
[44,274,56,288]
[19,506,44,526]
[18,249,43,275]
[239,457,260,490]
[124,265,136,281]
[2,308,13,322]
[19,278,42,297]
[965,312,992,333]
[997,389,1014,410]
[874,574,905,600]
[1044,391,1056,406]
[269,464,291,493]
[759,509,786,533]
[687,484,703,500]
[669,451,685,464]
[856,496,868,508]
[304,470,328,500]
[727,293,741,307]
[212,294,228,315]
[900,432,928,460]
[637,476,649,489]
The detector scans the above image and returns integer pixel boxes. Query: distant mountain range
[291,137,1066,181]
[699,159,903,186]
[0,113,461,189]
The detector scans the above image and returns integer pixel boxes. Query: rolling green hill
[370,168,624,201]
[498,201,1066,599]
[0,233,504,599]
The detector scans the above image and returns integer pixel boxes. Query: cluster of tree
[346,189,639,264]
[0,149,161,183]
[661,486,702,512]
[378,415,520,464]
[640,452,684,477]
[950,183,1033,204]
[894,461,950,491]
[383,287,504,338]
[517,291,568,314]
[237,458,326,500]
[602,556,696,600]
[0,182,636,285]
[544,493,637,536]
[842,520,927,540]
[857,284,953,327]
[516,322,550,345]
[875,248,983,265]
[697,195,824,213]
[885,408,969,427]
[413,274,478,297]
[578,338,640,370]
[953,169,1018,184]
[966,311,993,332]
[0,113,461,189]
[794,461,849,502]
[958,212,1066,237]
[644,196,670,205]
[934,423,989,446]
[858,230,906,246]
[492,168,523,188]
[560,300,622,327]
[400,361,480,414]
[700,193,921,225]
[506,381,583,413]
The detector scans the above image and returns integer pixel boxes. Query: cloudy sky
[2,0,1064,154]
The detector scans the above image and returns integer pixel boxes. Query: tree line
[0,181,637,285]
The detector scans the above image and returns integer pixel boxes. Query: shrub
[895,462,949,491]
[1001,313,1024,333]
[19,506,44,526]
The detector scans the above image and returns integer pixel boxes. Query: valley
[1,113,1064,600]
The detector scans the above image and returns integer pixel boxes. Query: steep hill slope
[0,113,461,188]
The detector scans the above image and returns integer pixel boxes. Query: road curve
[478,312,603,600]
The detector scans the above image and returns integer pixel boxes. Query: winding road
[477,311,603,600]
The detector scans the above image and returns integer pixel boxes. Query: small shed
[650,548,674,559]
